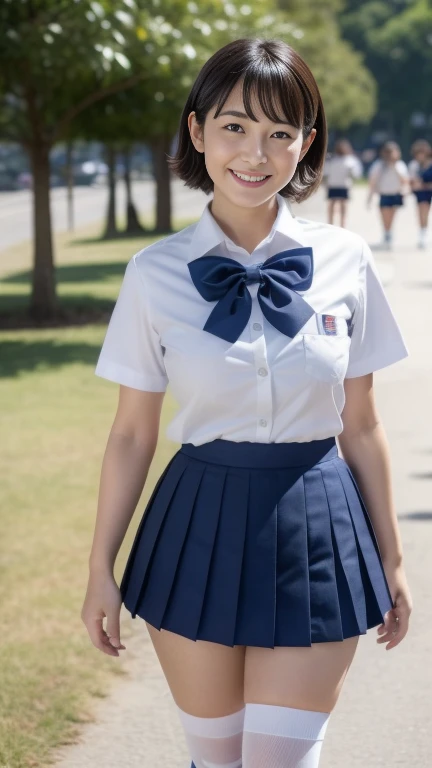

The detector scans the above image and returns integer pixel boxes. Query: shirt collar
[189,193,306,261]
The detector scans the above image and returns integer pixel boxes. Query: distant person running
[408,139,432,250]
[366,141,410,251]
[323,139,362,227]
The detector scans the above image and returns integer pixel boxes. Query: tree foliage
[0,0,378,320]
[340,0,432,139]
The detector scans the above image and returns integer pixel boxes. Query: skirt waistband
[180,437,338,469]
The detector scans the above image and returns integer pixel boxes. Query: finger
[106,614,123,650]
[89,617,120,656]
[379,609,394,635]
[376,610,398,644]
[378,614,408,649]
[387,613,410,648]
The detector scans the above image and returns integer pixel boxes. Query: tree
[0,0,149,320]
[340,0,432,147]
[0,0,378,320]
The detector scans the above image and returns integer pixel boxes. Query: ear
[188,111,205,154]
[299,128,317,162]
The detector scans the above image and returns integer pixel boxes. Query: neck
[209,193,279,254]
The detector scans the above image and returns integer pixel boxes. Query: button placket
[248,281,272,439]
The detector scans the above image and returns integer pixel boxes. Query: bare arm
[89,385,165,574]
[338,374,412,648]
[82,385,165,656]
[366,171,378,205]
[338,374,402,566]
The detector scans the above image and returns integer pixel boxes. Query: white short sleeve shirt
[324,155,362,188]
[368,159,410,194]
[95,193,408,446]
[408,159,420,180]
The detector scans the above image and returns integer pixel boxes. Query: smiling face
[188,79,316,211]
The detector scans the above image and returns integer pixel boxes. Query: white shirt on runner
[324,155,362,188]
[368,159,409,194]
[95,193,408,446]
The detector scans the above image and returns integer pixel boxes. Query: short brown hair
[168,38,327,203]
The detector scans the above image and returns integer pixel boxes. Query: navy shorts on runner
[379,194,403,208]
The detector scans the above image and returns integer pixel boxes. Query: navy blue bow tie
[188,247,314,343]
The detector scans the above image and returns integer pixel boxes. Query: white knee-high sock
[177,705,245,768]
[242,703,330,767]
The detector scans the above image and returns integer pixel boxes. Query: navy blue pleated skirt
[120,438,394,648]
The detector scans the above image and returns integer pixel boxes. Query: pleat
[162,463,229,641]
[304,468,343,642]
[320,462,367,634]
[137,460,207,629]
[334,461,393,623]
[120,452,179,599]
[235,469,278,647]
[198,468,249,647]
[121,453,189,618]
[274,472,311,647]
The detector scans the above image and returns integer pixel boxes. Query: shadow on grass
[70,230,161,247]
[0,294,114,331]
[0,338,102,378]
[2,262,128,285]
[69,224,188,248]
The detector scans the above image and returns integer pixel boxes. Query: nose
[241,135,268,166]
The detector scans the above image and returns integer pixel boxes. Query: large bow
[188,247,314,343]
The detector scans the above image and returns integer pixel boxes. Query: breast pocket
[303,334,351,384]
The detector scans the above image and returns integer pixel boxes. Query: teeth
[232,170,268,182]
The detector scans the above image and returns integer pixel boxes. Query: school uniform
[408,159,432,204]
[368,158,409,207]
[95,193,408,649]
[323,154,362,200]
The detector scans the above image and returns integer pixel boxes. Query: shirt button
[258,367,268,377]
[259,419,267,427]
[253,322,262,331]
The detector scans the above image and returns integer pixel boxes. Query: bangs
[168,38,327,202]
[213,65,311,133]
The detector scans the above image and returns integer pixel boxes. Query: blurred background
[1,2,432,767]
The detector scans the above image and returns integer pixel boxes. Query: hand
[81,571,126,657]
[376,564,413,650]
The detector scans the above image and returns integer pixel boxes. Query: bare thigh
[418,201,431,227]
[380,206,396,229]
[244,636,359,713]
[146,622,246,717]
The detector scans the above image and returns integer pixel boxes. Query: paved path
[0,180,206,252]
[53,185,432,768]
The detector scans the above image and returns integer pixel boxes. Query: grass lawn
[0,217,192,767]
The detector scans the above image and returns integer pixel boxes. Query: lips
[230,169,271,179]
[228,169,272,187]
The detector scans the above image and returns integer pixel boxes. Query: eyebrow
[218,109,294,126]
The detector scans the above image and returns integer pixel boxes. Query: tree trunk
[66,139,74,232]
[103,144,118,239]
[124,145,145,234]
[151,134,172,233]
[29,141,57,321]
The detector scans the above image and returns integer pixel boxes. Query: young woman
[408,138,432,249]
[82,38,413,768]
[323,139,362,228]
[366,141,410,251]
